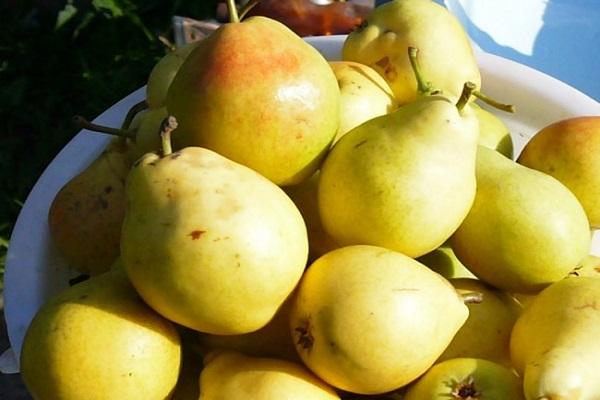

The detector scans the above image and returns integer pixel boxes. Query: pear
[20,267,181,400]
[289,245,470,394]
[518,116,600,228]
[417,243,477,279]
[450,146,591,293]
[199,351,340,400]
[329,61,397,143]
[342,0,480,105]
[438,278,517,366]
[510,276,600,399]
[121,120,308,335]
[318,53,479,258]
[166,3,340,186]
[284,171,339,262]
[127,106,168,159]
[570,254,600,278]
[146,41,200,109]
[471,103,514,158]
[198,293,300,363]
[403,358,524,400]
[48,138,133,275]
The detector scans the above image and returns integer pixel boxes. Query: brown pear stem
[456,82,477,111]
[239,0,260,20]
[121,100,148,130]
[160,116,178,157]
[462,291,484,304]
[473,90,516,113]
[227,0,240,23]
[408,47,435,95]
[72,116,136,139]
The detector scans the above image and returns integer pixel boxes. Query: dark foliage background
[0,0,220,286]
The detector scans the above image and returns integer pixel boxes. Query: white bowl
[5,34,600,370]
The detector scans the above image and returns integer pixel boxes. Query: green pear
[450,146,590,293]
[146,41,200,109]
[20,267,181,400]
[127,106,168,159]
[48,138,133,275]
[329,61,397,143]
[199,351,340,400]
[121,122,308,335]
[518,116,600,228]
[284,171,339,263]
[417,243,477,279]
[510,276,600,399]
[166,5,339,186]
[318,70,478,258]
[471,103,514,158]
[403,358,524,400]
[342,0,480,105]
[438,278,517,366]
[289,245,469,394]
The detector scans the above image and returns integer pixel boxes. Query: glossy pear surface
[199,351,340,400]
[518,116,600,227]
[329,61,397,142]
[290,245,468,394]
[451,146,590,293]
[121,147,308,334]
[20,269,181,400]
[343,0,480,104]
[403,358,524,400]
[510,276,600,400]
[319,95,478,258]
[167,17,340,186]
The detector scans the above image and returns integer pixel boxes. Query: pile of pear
[22,0,600,399]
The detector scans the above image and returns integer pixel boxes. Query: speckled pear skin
[121,146,308,335]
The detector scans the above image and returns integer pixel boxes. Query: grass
[0,0,219,289]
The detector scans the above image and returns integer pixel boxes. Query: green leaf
[92,0,125,17]
[55,3,79,30]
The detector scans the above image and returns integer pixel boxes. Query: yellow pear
[318,76,478,258]
[198,294,299,363]
[518,116,600,227]
[438,278,517,366]
[48,138,133,275]
[20,267,181,400]
[570,254,600,278]
[289,245,469,394]
[198,351,340,400]
[146,41,200,109]
[403,358,524,400]
[166,4,340,186]
[329,61,397,142]
[121,123,308,334]
[127,106,168,159]
[450,146,591,293]
[510,276,600,399]
[284,171,339,262]
[471,103,514,158]
[342,0,480,104]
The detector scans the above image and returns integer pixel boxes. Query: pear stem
[160,116,178,157]
[239,0,260,20]
[72,116,136,139]
[121,100,148,130]
[473,90,516,113]
[227,0,240,23]
[408,47,435,95]
[461,291,484,304]
[455,82,477,111]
